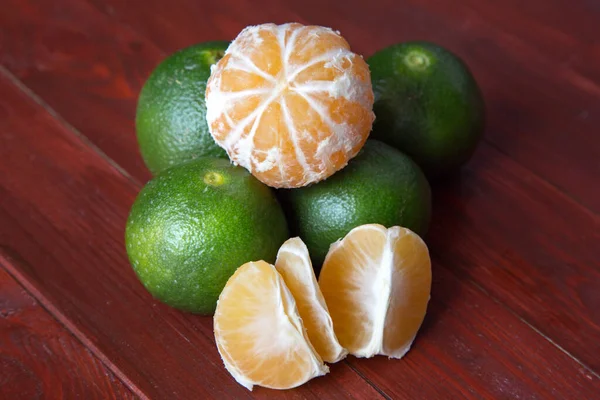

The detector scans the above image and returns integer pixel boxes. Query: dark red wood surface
[1,0,599,398]
[0,267,136,400]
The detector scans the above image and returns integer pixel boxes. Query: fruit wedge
[319,224,432,358]
[275,238,348,363]
[214,260,328,390]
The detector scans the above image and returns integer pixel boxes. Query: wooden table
[1,1,599,398]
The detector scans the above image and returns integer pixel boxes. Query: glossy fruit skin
[368,41,485,177]
[279,140,431,270]
[136,42,229,175]
[125,158,289,314]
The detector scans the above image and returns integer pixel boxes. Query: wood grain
[1,0,600,397]
[1,0,599,378]
[0,0,155,182]
[1,64,599,398]
[429,144,600,371]
[0,267,136,400]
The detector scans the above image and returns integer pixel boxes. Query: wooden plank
[0,67,385,399]
[2,0,599,377]
[0,0,156,182]
[1,63,599,400]
[428,144,600,371]
[0,267,136,400]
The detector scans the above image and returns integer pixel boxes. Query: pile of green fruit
[126,38,484,315]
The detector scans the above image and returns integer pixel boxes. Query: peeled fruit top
[205,23,375,188]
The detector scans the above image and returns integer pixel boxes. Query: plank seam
[482,138,600,218]
[344,362,392,400]
[0,249,148,400]
[432,251,600,381]
[0,66,141,189]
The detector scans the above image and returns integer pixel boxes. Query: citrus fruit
[275,238,347,363]
[319,224,432,358]
[368,41,485,177]
[136,42,229,174]
[124,158,288,314]
[214,260,328,390]
[205,23,375,188]
[279,140,431,268]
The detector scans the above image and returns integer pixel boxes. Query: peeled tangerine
[214,261,328,391]
[319,224,432,358]
[205,23,375,188]
[275,238,347,363]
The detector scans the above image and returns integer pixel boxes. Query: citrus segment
[319,224,431,358]
[275,238,348,363]
[206,23,375,188]
[214,261,328,390]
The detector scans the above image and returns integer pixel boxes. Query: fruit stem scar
[204,49,226,66]
[204,171,225,186]
[404,51,430,71]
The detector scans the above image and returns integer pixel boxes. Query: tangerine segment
[214,261,328,391]
[275,238,348,363]
[383,231,432,357]
[205,23,375,188]
[318,224,431,358]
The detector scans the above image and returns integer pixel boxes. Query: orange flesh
[383,231,432,356]
[214,261,326,390]
[319,225,431,358]
[318,226,386,354]
[275,238,347,363]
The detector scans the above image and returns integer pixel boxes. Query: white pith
[275,238,348,363]
[205,23,374,187]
